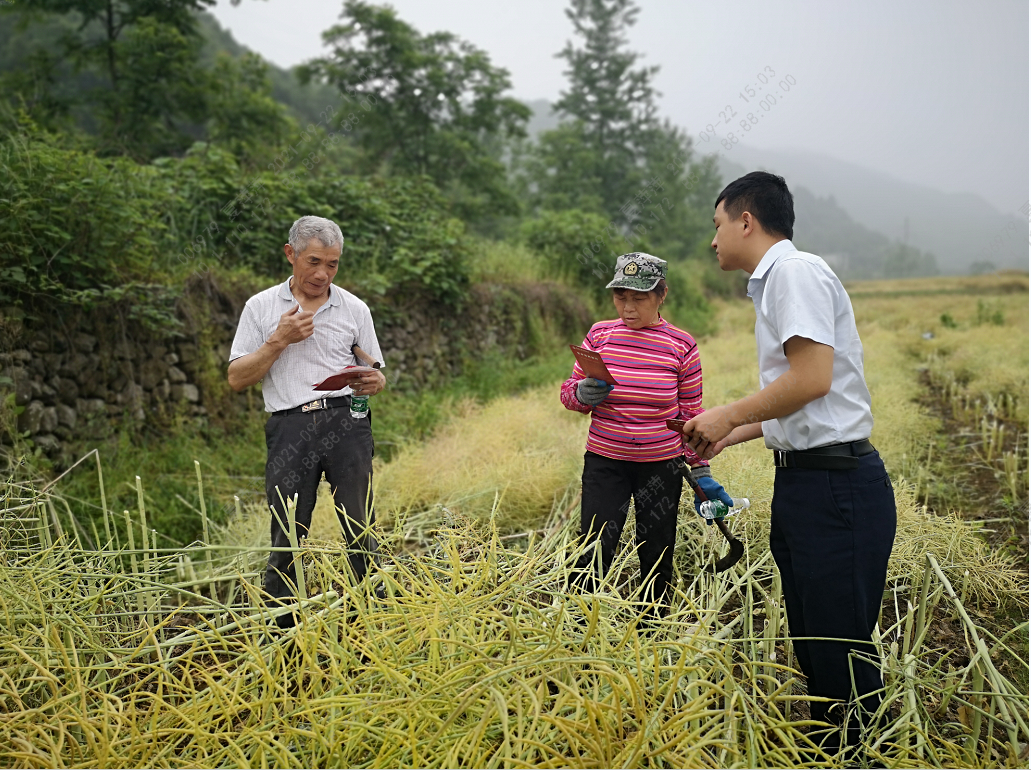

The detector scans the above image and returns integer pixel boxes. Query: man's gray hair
[288,215,344,254]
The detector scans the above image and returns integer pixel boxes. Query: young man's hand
[682,407,735,459]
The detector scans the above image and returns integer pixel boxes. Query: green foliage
[522,209,613,286]
[6,1,217,158]
[1,3,297,164]
[205,52,296,168]
[1,123,471,314]
[0,130,166,303]
[220,173,471,305]
[974,299,1004,327]
[940,312,958,329]
[94,15,212,159]
[661,260,714,337]
[545,0,657,215]
[518,122,606,214]
[192,10,341,131]
[467,239,547,284]
[519,0,724,281]
[299,1,530,222]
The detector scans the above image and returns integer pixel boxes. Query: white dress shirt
[747,239,873,451]
[230,278,385,413]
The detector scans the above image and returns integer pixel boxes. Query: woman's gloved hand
[688,466,734,523]
[575,377,614,406]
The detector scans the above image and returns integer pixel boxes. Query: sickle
[678,460,745,573]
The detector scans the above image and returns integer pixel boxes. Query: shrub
[0,133,166,303]
[522,209,613,287]
[1,132,472,309]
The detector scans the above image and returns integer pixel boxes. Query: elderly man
[228,215,387,626]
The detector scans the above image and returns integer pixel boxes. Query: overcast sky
[210,0,1029,215]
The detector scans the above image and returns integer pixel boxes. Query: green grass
[26,339,580,549]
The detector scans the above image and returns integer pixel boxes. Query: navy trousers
[263,400,377,626]
[770,450,896,749]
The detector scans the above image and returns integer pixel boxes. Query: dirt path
[917,370,1029,566]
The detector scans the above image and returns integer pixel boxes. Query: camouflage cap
[605,252,667,291]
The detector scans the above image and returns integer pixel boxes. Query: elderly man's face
[284,239,341,300]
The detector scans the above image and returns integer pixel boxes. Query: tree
[299,1,530,220]
[527,0,660,217]
[882,243,939,278]
[1,1,291,161]
[523,0,722,263]
[206,52,296,168]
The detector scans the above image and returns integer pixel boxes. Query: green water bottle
[349,394,369,419]
[699,497,750,521]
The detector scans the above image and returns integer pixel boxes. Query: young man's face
[711,200,746,271]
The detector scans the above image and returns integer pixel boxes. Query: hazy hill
[0,11,338,132]
[523,102,928,278]
[719,145,1027,274]
[718,155,942,279]
[194,13,339,128]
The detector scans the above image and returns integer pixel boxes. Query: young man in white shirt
[680,172,896,757]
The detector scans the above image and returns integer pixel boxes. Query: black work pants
[770,450,896,751]
[569,451,683,612]
[263,400,377,625]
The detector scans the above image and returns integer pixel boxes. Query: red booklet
[569,345,619,385]
[313,366,377,391]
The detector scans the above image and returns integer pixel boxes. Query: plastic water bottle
[349,394,369,419]
[699,497,750,521]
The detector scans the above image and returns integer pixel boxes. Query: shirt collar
[278,278,294,301]
[278,277,340,307]
[748,239,796,284]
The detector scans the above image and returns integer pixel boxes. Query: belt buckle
[774,449,788,468]
[301,398,326,413]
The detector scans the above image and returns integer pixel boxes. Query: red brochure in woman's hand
[570,345,619,385]
[313,366,378,391]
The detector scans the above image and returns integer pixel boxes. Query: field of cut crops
[1,274,1027,768]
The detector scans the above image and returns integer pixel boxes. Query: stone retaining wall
[0,275,592,459]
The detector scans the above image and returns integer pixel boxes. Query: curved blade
[709,518,745,573]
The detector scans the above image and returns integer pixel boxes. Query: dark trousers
[770,450,896,749]
[263,400,377,625]
[569,451,683,611]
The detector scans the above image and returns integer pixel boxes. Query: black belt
[773,439,875,470]
[274,396,351,417]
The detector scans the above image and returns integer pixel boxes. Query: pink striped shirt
[560,317,707,464]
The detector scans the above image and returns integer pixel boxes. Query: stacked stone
[1,332,206,453]
[0,280,591,456]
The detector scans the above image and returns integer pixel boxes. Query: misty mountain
[718,145,1028,274]
[523,101,937,278]
[0,11,339,133]
[196,13,340,128]
[717,156,938,279]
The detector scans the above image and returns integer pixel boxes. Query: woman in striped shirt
[560,252,732,618]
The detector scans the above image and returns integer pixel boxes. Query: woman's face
[613,288,664,329]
